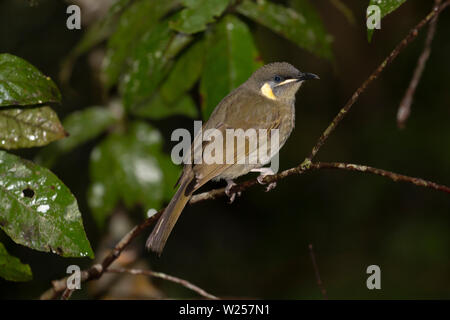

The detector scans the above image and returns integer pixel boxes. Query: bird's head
[247,62,319,103]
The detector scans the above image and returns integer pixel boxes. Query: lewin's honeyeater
[146,62,319,254]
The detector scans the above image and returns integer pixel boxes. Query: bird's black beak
[297,72,320,81]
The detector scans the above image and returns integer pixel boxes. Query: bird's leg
[225,179,241,203]
[251,167,277,192]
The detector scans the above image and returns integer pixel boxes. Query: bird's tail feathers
[146,176,193,254]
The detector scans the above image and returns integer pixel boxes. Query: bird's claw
[257,175,277,192]
[225,180,241,203]
[253,168,277,192]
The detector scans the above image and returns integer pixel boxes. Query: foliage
[0,0,412,286]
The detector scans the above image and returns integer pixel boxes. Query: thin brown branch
[107,267,219,300]
[311,162,450,194]
[308,244,328,300]
[307,0,450,161]
[60,288,73,300]
[41,160,450,299]
[40,1,450,300]
[397,0,441,129]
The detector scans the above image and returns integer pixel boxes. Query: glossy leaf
[35,106,117,167]
[160,39,205,104]
[103,0,178,88]
[170,0,231,34]
[88,122,180,227]
[0,151,94,258]
[367,0,407,42]
[134,93,198,120]
[200,15,262,118]
[122,21,192,111]
[0,106,66,149]
[236,0,333,60]
[0,54,61,107]
[0,242,32,282]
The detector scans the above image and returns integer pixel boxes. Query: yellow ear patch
[261,82,276,100]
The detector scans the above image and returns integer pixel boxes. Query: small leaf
[200,15,262,118]
[169,0,231,34]
[0,106,66,149]
[236,0,333,60]
[134,93,198,120]
[0,54,61,107]
[36,106,117,167]
[160,39,205,104]
[0,151,94,258]
[103,0,179,89]
[122,22,192,111]
[0,242,32,282]
[88,122,181,227]
[367,0,408,42]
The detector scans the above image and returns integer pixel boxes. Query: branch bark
[397,0,441,128]
[107,268,219,300]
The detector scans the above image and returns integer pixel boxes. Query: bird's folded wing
[190,92,281,189]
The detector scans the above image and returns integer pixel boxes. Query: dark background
[1,0,449,299]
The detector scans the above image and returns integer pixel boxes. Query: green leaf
[0,54,61,107]
[0,151,94,258]
[35,106,117,167]
[134,93,198,120]
[200,15,262,118]
[122,21,192,111]
[160,39,205,104]
[88,122,181,227]
[169,0,231,34]
[0,242,32,282]
[60,0,133,83]
[103,0,179,89]
[236,0,333,60]
[367,0,407,42]
[0,106,66,149]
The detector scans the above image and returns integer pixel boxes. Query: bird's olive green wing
[189,90,281,190]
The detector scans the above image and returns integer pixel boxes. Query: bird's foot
[251,167,277,192]
[225,179,241,203]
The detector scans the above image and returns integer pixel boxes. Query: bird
[146,62,319,254]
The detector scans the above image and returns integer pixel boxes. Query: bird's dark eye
[274,75,282,82]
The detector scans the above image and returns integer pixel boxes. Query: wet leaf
[0,106,66,149]
[134,93,198,120]
[0,151,94,258]
[103,0,179,88]
[0,54,61,107]
[169,0,231,34]
[35,106,117,167]
[88,122,180,227]
[122,21,192,111]
[0,242,32,282]
[200,15,262,118]
[160,39,205,104]
[367,0,408,42]
[236,0,333,60]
